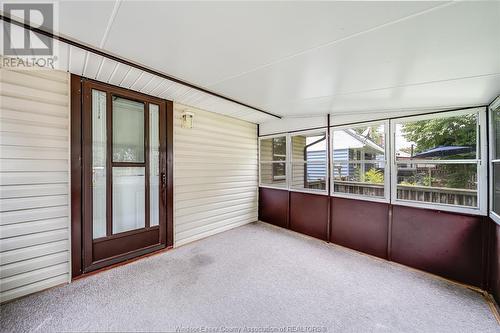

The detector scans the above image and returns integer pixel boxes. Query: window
[259,135,287,188]
[392,108,486,214]
[489,97,500,223]
[290,130,327,192]
[331,121,388,201]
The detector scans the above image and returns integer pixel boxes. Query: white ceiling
[9,1,500,122]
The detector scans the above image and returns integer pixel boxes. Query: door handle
[161,172,167,208]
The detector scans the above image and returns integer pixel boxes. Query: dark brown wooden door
[81,80,168,272]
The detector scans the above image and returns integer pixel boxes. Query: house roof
[332,130,384,153]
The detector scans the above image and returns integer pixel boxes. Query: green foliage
[364,168,384,184]
[272,137,286,157]
[402,114,477,154]
[401,114,477,189]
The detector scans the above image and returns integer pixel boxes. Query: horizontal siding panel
[0,146,68,160]
[0,184,68,199]
[0,109,68,127]
[175,168,257,178]
[176,211,257,235]
[1,206,68,225]
[174,119,255,135]
[0,252,68,279]
[0,240,69,265]
[0,69,70,302]
[0,70,68,95]
[0,263,68,292]
[176,216,256,245]
[0,217,68,238]
[0,132,68,149]
[175,122,256,137]
[174,123,256,139]
[174,182,257,194]
[0,119,68,137]
[0,229,68,252]
[0,273,68,303]
[0,82,68,106]
[176,201,257,220]
[174,128,256,144]
[175,177,257,186]
[176,205,258,228]
[1,95,68,117]
[0,172,68,185]
[174,104,258,246]
[175,151,258,162]
[174,109,256,129]
[176,190,257,206]
[175,142,257,155]
[0,195,68,212]
[176,161,258,171]
[0,159,68,172]
[24,69,68,83]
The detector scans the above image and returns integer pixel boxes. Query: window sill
[259,184,288,191]
[330,192,389,204]
[489,211,500,225]
[392,199,486,216]
[289,188,328,196]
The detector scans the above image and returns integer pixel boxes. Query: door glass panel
[92,89,107,239]
[149,104,160,226]
[112,97,144,162]
[112,167,145,234]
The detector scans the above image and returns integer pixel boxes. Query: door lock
[161,173,167,187]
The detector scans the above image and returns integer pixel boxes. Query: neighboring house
[305,129,384,181]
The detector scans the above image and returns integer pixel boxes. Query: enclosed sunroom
[0,1,499,332]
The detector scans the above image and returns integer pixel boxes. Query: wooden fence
[331,181,477,207]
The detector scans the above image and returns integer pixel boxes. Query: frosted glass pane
[149,104,160,226]
[113,97,144,162]
[113,167,145,234]
[92,89,107,239]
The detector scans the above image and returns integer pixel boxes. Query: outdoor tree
[401,114,477,189]
[402,114,477,154]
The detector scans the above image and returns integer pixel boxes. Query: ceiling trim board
[0,13,281,120]
[100,0,122,48]
[330,104,488,127]
[259,104,487,137]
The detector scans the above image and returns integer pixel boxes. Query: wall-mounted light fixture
[181,111,194,129]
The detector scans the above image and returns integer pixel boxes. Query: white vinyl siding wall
[0,69,70,303]
[173,104,258,246]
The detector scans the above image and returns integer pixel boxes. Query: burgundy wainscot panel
[490,220,500,303]
[259,187,289,228]
[289,192,328,241]
[391,205,484,287]
[330,197,389,259]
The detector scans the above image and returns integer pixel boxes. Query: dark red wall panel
[330,197,389,259]
[259,187,289,228]
[490,220,500,304]
[289,192,328,241]
[391,205,484,287]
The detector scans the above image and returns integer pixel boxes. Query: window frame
[289,129,329,195]
[330,120,390,203]
[258,134,289,190]
[489,97,500,224]
[390,107,487,215]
